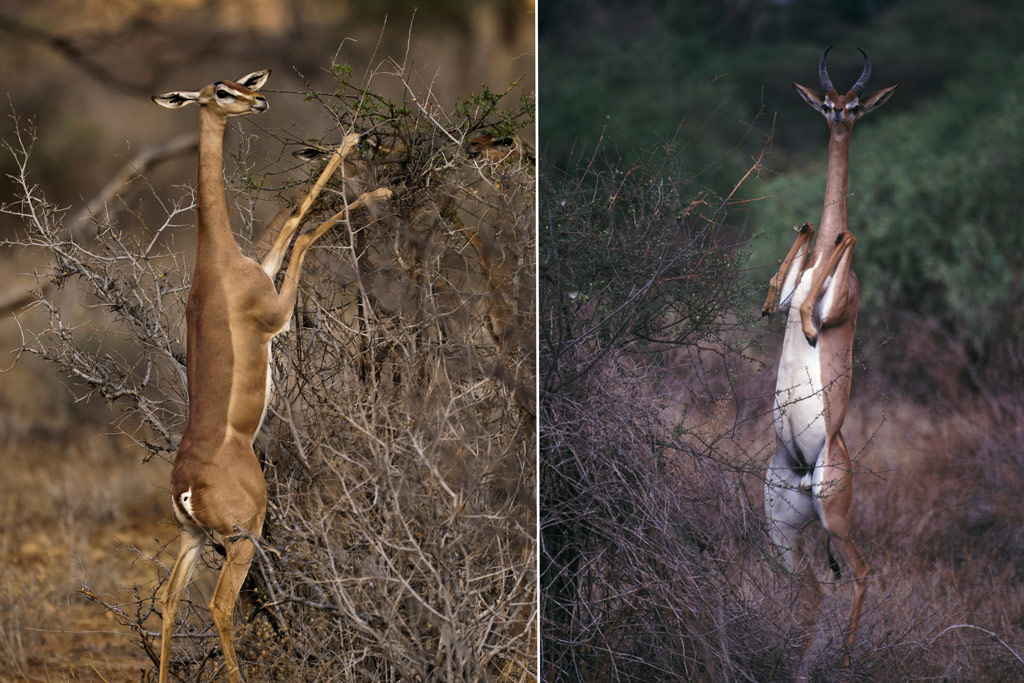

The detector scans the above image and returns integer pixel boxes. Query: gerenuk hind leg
[817,433,869,668]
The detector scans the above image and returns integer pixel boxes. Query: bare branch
[0,132,198,317]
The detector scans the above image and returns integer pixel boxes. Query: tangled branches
[539,142,785,680]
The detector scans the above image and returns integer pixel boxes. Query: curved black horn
[818,45,836,93]
[851,48,872,96]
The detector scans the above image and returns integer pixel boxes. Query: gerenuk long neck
[196,107,242,257]
[813,129,852,260]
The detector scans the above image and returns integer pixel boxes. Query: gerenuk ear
[793,82,825,112]
[235,69,271,92]
[860,84,899,116]
[151,91,201,109]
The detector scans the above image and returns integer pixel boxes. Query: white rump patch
[174,488,196,526]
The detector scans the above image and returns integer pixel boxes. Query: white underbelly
[253,340,273,442]
[253,315,292,440]
[773,268,827,458]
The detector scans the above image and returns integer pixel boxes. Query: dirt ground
[0,315,173,681]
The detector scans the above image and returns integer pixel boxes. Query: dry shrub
[538,136,818,680]
[2,53,535,681]
[542,347,785,681]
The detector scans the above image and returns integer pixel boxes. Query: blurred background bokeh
[540,0,1024,678]
[0,1,533,679]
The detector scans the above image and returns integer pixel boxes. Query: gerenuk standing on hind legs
[151,69,391,683]
[762,47,897,670]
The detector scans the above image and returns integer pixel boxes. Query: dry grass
[0,348,171,681]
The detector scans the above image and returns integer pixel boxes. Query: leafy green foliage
[455,80,535,139]
[293,63,534,184]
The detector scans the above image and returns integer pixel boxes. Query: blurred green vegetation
[541,0,1024,368]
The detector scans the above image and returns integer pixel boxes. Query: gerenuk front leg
[798,230,856,346]
[763,222,814,318]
